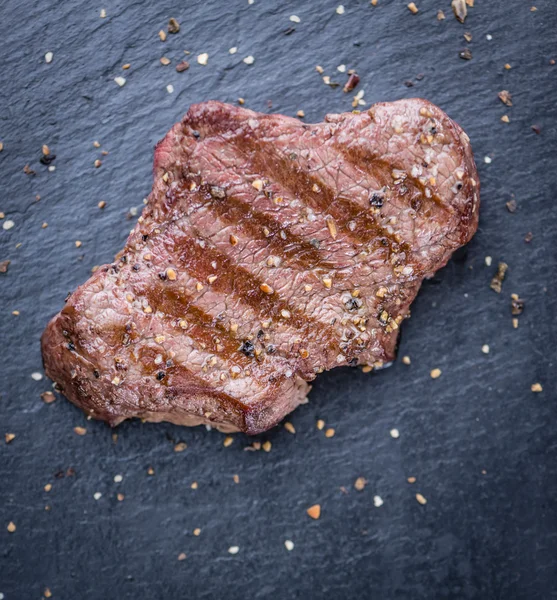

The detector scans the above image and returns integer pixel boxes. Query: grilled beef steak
[41,99,479,434]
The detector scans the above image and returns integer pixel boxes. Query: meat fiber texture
[41,99,479,434]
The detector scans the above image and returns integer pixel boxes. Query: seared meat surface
[41,99,479,433]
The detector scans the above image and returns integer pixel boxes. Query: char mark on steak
[41,99,480,434]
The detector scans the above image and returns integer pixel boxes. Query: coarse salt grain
[484,156,492,164]
[289,15,301,23]
[114,474,123,483]
[284,540,294,551]
[243,55,255,65]
[229,47,238,54]
[94,492,102,500]
[197,53,209,65]
[166,84,174,94]
[228,546,240,555]
[485,256,492,266]
[48,165,55,172]
[486,34,493,40]
[31,372,43,381]
[337,64,346,72]
[373,495,383,507]
[336,5,345,14]
[100,8,106,18]
[3,220,14,230]
[482,344,490,354]
[390,428,400,439]
[45,52,53,63]
[114,77,126,87]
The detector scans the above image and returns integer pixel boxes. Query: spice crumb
[178,552,187,561]
[158,30,167,42]
[44,483,52,492]
[223,436,234,447]
[284,422,296,434]
[354,477,367,491]
[73,426,86,436]
[325,428,335,438]
[316,419,325,430]
[416,493,427,505]
[262,440,272,452]
[7,522,16,533]
[490,262,508,293]
[193,528,201,536]
[407,2,418,14]
[5,433,15,444]
[402,355,411,365]
[191,481,198,489]
[233,474,240,484]
[501,115,510,123]
[168,18,180,34]
[531,383,543,392]
[174,442,187,452]
[430,368,442,379]
[306,504,321,519]
[407,476,416,484]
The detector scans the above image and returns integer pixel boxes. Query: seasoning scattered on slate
[41,391,56,403]
[354,477,367,491]
[290,15,301,23]
[5,433,15,444]
[524,232,533,243]
[197,53,208,65]
[307,504,321,519]
[166,85,174,94]
[459,48,472,60]
[233,474,240,484]
[284,422,296,434]
[501,115,510,123]
[390,428,400,439]
[176,61,189,72]
[243,56,255,65]
[336,5,345,15]
[114,474,123,483]
[100,8,106,18]
[114,77,126,87]
[343,72,360,93]
[482,344,490,354]
[228,546,239,555]
[44,484,52,492]
[511,294,525,315]
[437,9,445,19]
[223,436,233,447]
[407,3,418,14]
[430,368,442,379]
[193,528,201,536]
[262,441,272,452]
[44,588,52,598]
[160,57,171,66]
[402,355,411,365]
[490,262,508,293]
[73,426,86,436]
[174,442,187,452]
[7,522,16,533]
[325,428,335,438]
[158,30,166,42]
[178,552,187,561]
[498,90,513,106]
[506,199,517,213]
[373,495,383,507]
[45,52,53,64]
[531,383,543,392]
[284,540,294,551]
[407,477,416,483]
[0,260,10,273]
[452,0,467,22]
[415,493,427,505]
[168,18,180,34]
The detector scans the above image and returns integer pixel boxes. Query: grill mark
[140,284,255,367]
[157,228,338,352]
[195,124,409,255]
[337,144,451,213]
[171,181,334,271]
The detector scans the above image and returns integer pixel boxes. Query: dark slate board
[1,0,556,598]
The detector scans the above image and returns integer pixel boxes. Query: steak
[41,99,479,434]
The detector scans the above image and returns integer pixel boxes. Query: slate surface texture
[1,0,556,598]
